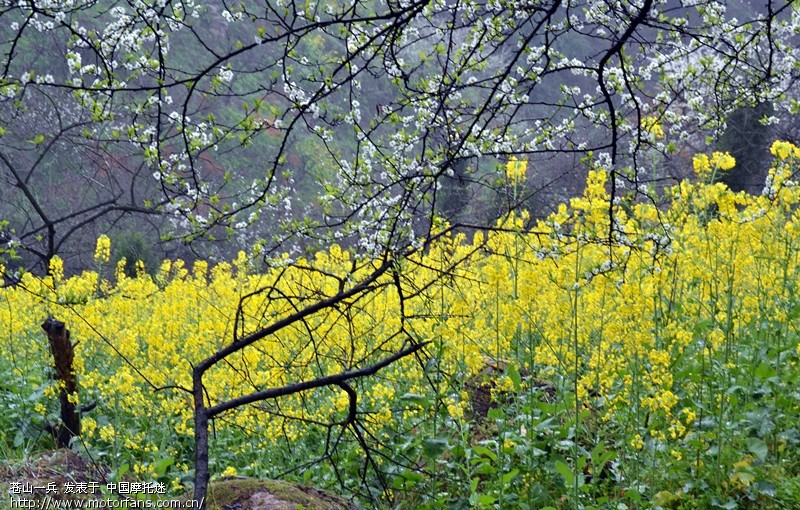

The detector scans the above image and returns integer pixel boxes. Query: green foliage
[110,231,155,277]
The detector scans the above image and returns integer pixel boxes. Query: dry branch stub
[466,356,555,420]
[41,317,81,448]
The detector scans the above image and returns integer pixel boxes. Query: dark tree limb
[206,341,428,419]
[192,340,428,507]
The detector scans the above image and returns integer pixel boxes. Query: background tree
[1,0,798,506]
[0,82,167,276]
[715,103,775,194]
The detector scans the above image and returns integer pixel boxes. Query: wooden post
[41,317,80,448]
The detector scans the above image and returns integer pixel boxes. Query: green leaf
[422,438,448,457]
[473,462,495,475]
[502,468,519,484]
[711,497,738,509]
[591,442,616,469]
[114,464,130,480]
[399,393,429,407]
[473,445,497,462]
[754,362,776,380]
[391,476,404,490]
[487,406,505,420]
[478,494,496,506]
[652,490,680,506]
[624,487,643,502]
[152,457,174,476]
[753,480,777,497]
[507,363,521,392]
[423,357,438,373]
[401,469,423,483]
[746,437,768,460]
[555,460,574,486]
[31,134,45,145]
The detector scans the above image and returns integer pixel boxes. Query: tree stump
[41,317,80,448]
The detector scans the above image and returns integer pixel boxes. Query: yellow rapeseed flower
[82,417,97,438]
[94,235,111,264]
[446,395,465,420]
[710,151,736,171]
[693,151,735,180]
[99,424,116,442]
[770,140,800,160]
[693,153,711,177]
[48,256,64,283]
[642,116,664,139]
[506,156,527,181]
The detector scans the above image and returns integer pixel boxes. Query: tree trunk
[41,317,80,448]
[193,366,210,509]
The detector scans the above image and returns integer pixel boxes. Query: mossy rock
[0,452,359,509]
[193,479,360,510]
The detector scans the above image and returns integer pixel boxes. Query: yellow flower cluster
[505,156,527,181]
[770,140,800,160]
[48,256,64,283]
[220,466,238,478]
[692,151,736,180]
[95,235,111,264]
[641,116,665,140]
[764,140,800,202]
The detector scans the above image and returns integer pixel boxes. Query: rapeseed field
[2,143,799,509]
